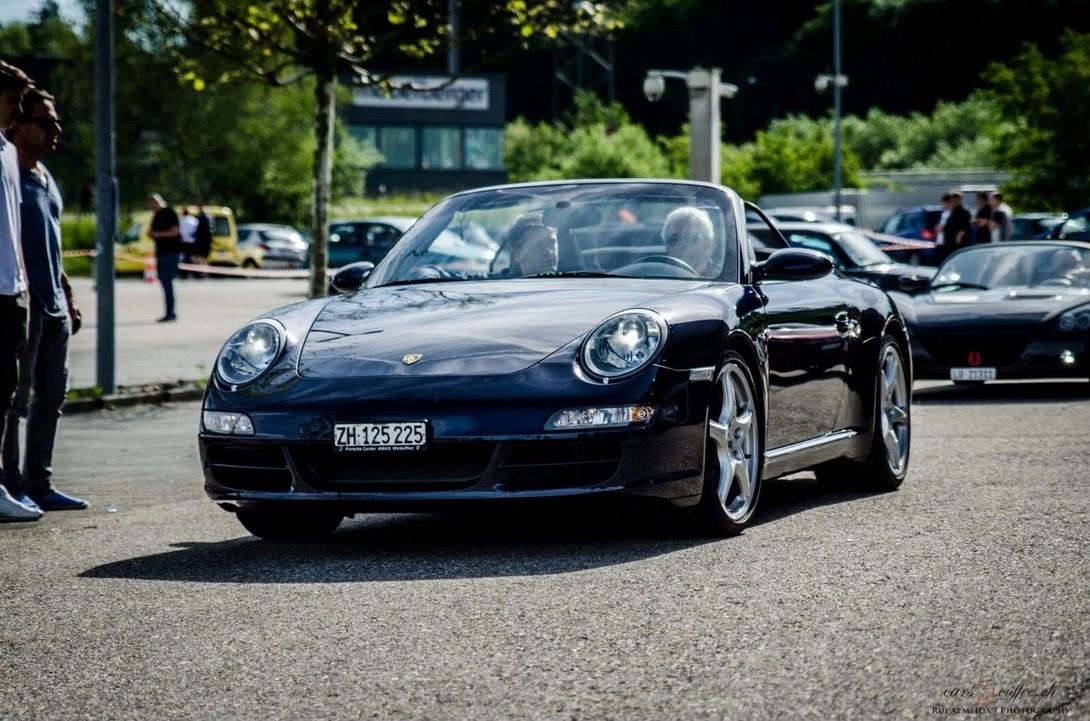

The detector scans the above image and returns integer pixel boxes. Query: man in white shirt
[0,60,40,522]
[179,207,198,277]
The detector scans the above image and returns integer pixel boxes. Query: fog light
[1060,350,1076,366]
[203,411,255,435]
[545,405,655,430]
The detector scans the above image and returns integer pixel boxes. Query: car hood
[298,279,709,377]
[907,287,1090,329]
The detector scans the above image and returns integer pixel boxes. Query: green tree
[750,115,862,194]
[841,95,1005,171]
[506,90,668,181]
[986,31,1090,210]
[155,0,630,298]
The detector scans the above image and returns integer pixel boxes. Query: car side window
[366,224,401,251]
[786,233,842,268]
[329,224,359,247]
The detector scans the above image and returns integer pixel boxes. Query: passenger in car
[661,206,715,275]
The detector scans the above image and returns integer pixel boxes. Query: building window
[379,126,416,168]
[422,127,462,169]
[465,127,503,170]
[348,125,377,149]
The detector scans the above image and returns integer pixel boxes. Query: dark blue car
[200,180,913,540]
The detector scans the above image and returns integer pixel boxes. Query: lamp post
[643,67,738,183]
[815,0,848,221]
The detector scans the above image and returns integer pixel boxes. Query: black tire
[816,336,910,491]
[236,507,342,541]
[695,351,764,536]
[241,258,259,270]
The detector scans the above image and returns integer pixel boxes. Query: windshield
[366,182,740,287]
[839,231,893,266]
[933,244,1090,290]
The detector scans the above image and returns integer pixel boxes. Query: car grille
[918,332,1032,367]
[205,443,293,492]
[209,440,626,495]
[493,441,623,490]
[290,443,496,492]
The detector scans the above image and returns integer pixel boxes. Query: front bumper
[200,365,713,510]
[910,330,1090,380]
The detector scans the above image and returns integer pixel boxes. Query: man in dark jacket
[940,191,972,263]
[148,193,181,321]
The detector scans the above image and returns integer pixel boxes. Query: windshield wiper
[381,275,482,287]
[523,271,616,279]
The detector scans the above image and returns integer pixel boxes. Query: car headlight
[580,310,667,380]
[1059,307,1090,332]
[216,320,285,387]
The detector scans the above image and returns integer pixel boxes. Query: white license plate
[950,367,997,381]
[334,422,428,451]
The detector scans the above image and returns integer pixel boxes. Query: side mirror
[754,248,833,283]
[898,274,931,294]
[329,261,375,294]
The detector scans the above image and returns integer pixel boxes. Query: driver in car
[506,212,559,277]
[661,207,715,275]
[1046,248,1090,285]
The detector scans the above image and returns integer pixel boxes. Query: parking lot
[1,277,1087,720]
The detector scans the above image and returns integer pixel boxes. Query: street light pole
[644,68,738,184]
[94,0,117,394]
[833,0,843,222]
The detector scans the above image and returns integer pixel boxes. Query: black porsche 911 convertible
[200,180,912,540]
[892,241,1090,382]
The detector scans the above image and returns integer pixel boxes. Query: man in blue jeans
[148,193,181,321]
[1,87,87,512]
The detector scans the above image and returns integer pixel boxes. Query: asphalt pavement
[66,275,312,395]
[1,384,1088,720]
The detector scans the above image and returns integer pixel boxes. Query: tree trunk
[309,72,336,299]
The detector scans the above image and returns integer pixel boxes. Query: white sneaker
[0,486,43,522]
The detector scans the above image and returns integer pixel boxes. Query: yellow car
[115,205,239,273]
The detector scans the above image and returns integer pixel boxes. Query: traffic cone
[143,252,157,283]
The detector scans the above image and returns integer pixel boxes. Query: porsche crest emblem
[402,353,423,365]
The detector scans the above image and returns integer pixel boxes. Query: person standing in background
[971,191,993,245]
[990,192,1011,243]
[178,207,198,279]
[992,191,1014,242]
[147,193,181,321]
[191,203,213,278]
[940,191,972,263]
[2,88,88,512]
[0,60,40,522]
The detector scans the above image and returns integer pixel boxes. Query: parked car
[765,205,857,225]
[1048,208,1090,242]
[200,179,912,541]
[892,241,1090,383]
[756,221,936,292]
[1011,212,1068,240]
[116,206,238,273]
[327,216,415,267]
[237,224,309,269]
[876,205,943,264]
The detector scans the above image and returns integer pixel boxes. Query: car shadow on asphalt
[80,508,717,584]
[913,379,1090,405]
[79,477,876,584]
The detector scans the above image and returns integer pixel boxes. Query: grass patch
[66,386,104,401]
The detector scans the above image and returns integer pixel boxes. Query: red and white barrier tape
[63,249,320,278]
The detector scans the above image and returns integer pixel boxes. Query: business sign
[352,76,490,111]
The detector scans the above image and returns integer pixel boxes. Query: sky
[0,0,85,25]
